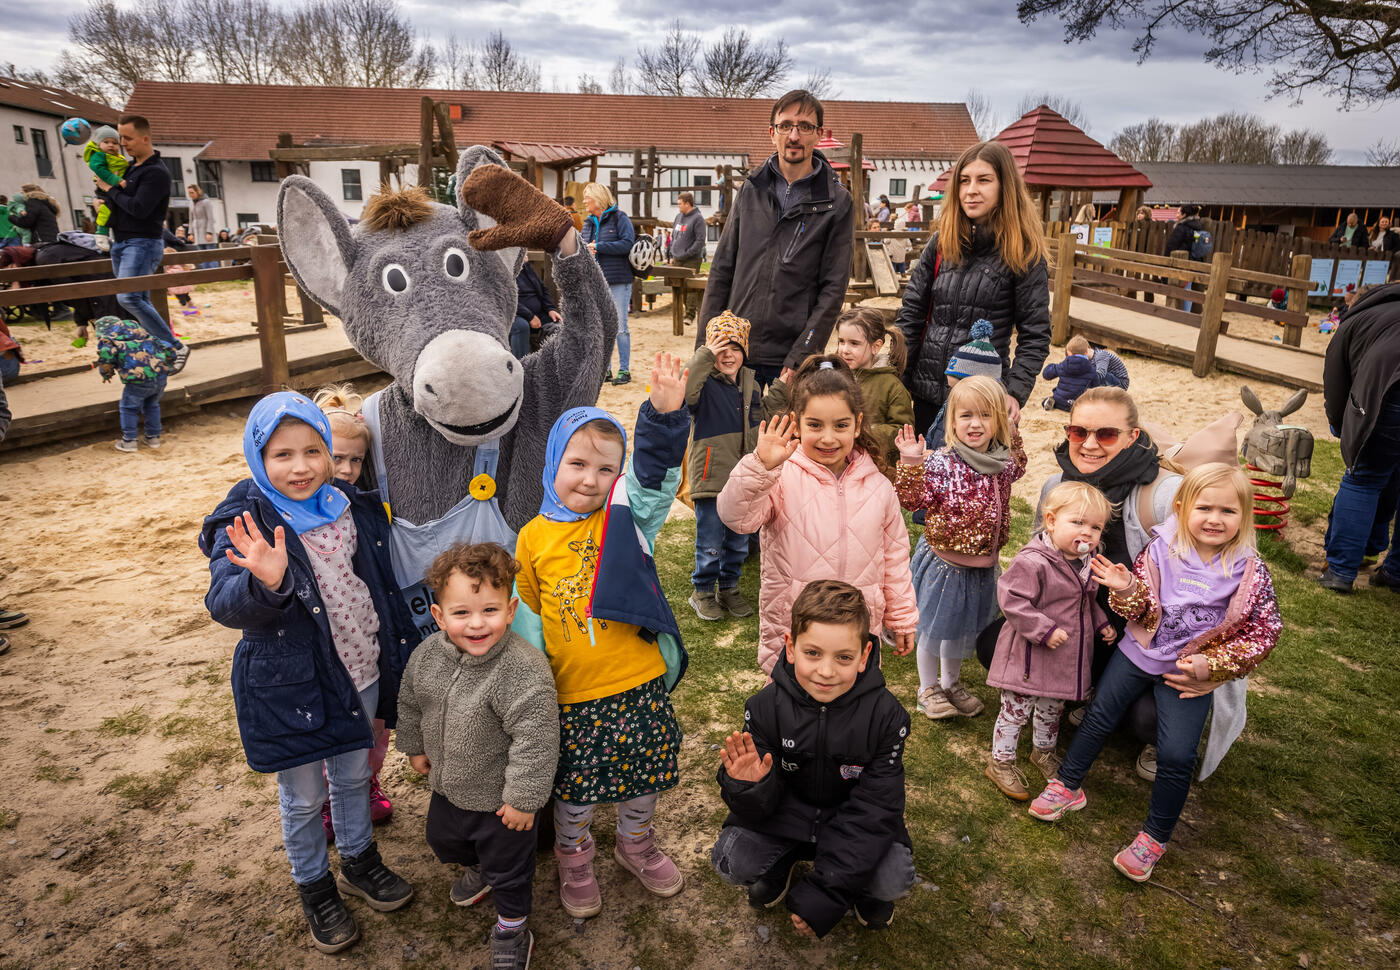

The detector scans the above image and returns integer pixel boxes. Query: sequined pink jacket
[718,448,919,674]
[1110,546,1281,681]
[895,428,1027,567]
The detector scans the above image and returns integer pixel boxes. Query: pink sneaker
[368,774,392,824]
[1028,779,1087,821]
[1113,831,1165,882]
[555,840,603,918]
[613,829,684,897]
[321,800,334,842]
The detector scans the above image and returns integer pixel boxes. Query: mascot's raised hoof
[276,146,617,531]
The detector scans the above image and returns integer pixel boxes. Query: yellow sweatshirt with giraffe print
[515,511,667,704]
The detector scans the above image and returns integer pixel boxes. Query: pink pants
[991,690,1065,761]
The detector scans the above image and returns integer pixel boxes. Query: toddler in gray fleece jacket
[395,542,558,968]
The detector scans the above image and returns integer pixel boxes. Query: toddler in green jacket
[396,542,559,970]
[84,126,128,253]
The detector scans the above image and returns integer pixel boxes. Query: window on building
[13,126,24,144]
[669,168,688,205]
[693,174,712,208]
[30,129,52,178]
[889,178,907,198]
[342,168,362,201]
[196,159,223,199]
[250,161,277,182]
[164,157,185,197]
[236,212,260,228]
[707,223,719,242]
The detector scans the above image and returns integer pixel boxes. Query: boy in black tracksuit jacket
[711,579,916,938]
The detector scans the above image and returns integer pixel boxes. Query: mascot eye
[381,264,410,294]
[443,247,469,280]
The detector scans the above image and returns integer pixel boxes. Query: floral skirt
[554,676,682,806]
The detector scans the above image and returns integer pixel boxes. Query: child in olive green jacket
[834,307,915,469]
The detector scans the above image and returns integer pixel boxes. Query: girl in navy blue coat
[200,392,418,954]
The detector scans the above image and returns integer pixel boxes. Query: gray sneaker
[143,436,162,450]
[490,926,533,970]
[1135,744,1158,782]
[688,588,724,621]
[450,865,490,906]
[917,686,958,720]
[944,683,985,717]
[717,586,754,617]
[114,439,138,453]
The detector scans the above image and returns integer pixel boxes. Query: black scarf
[1054,432,1162,566]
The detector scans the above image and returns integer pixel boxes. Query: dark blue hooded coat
[1041,354,1099,411]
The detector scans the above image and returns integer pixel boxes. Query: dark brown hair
[677,191,694,206]
[936,140,1048,275]
[790,579,870,643]
[835,306,908,373]
[788,354,887,473]
[118,114,151,135]
[425,542,521,598]
[770,89,823,128]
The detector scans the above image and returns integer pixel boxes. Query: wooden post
[525,155,539,189]
[298,283,324,325]
[251,244,289,391]
[609,169,619,209]
[1192,251,1233,378]
[646,146,658,219]
[672,281,685,336]
[630,149,643,218]
[275,133,294,179]
[418,96,434,188]
[1168,249,1189,309]
[588,156,598,183]
[433,100,458,171]
[849,133,866,283]
[1050,233,1075,345]
[1285,253,1311,348]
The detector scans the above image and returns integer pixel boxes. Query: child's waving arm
[1092,549,1161,633]
[1007,422,1027,481]
[716,700,783,819]
[625,353,691,545]
[1193,561,1282,681]
[893,425,936,511]
[201,506,295,629]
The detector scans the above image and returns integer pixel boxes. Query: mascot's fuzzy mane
[360,185,437,232]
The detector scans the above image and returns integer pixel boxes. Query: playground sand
[0,287,1335,968]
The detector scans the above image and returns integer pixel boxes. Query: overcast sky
[8,0,1399,161]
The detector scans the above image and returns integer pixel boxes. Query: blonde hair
[937,140,1047,275]
[1042,481,1114,525]
[943,375,1011,449]
[582,182,614,210]
[313,383,372,450]
[1066,334,1091,356]
[1070,387,1183,473]
[1171,463,1255,566]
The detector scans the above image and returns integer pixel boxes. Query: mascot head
[277,146,527,446]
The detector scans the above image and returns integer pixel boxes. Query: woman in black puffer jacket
[896,141,1050,431]
[9,185,61,244]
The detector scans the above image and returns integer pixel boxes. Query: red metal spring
[1246,463,1289,531]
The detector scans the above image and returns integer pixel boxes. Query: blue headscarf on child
[242,391,349,534]
[539,406,628,523]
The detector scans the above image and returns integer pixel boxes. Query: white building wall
[1,106,102,231]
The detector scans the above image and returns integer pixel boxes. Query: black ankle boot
[296,871,359,953]
[747,846,803,909]
[337,840,414,911]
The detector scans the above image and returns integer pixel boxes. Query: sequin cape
[1109,546,1281,681]
[895,428,1026,568]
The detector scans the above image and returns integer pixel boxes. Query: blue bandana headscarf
[243,391,349,534]
[540,406,628,523]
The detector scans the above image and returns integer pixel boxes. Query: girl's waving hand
[225,511,288,591]
[755,413,800,470]
[894,424,925,464]
[648,351,688,414]
[1089,554,1133,592]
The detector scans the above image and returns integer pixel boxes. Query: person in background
[669,191,706,325]
[1371,216,1399,253]
[876,194,891,226]
[0,195,21,247]
[510,262,561,360]
[1040,335,1100,412]
[884,213,911,275]
[562,195,584,232]
[188,184,219,267]
[1330,212,1368,249]
[8,184,60,244]
[95,314,171,452]
[904,200,921,230]
[581,181,635,385]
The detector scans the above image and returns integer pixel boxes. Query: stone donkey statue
[277,146,616,530]
[1240,386,1312,498]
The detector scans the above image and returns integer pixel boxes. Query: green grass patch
[97,706,150,737]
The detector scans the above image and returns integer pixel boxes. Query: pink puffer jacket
[718,448,919,674]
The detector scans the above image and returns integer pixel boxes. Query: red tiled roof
[0,76,120,124]
[124,82,978,167]
[933,105,1151,191]
[492,141,604,165]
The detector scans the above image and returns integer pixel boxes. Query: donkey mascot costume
[278,147,616,640]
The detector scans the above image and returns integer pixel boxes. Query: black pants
[425,791,537,917]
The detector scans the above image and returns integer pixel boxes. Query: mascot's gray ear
[277,175,354,317]
[455,145,526,278]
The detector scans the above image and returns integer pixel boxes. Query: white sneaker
[94,234,111,253]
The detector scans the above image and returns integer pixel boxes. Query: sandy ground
[0,286,1337,968]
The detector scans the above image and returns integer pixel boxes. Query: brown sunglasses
[1065,425,1126,445]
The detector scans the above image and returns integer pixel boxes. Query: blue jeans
[711,824,916,903]
[277,680,378,884]
[1325,390,1400,581]
[608,282,631,372]
[509,313,533,359]
[197,241,217,269]
[1056,650,1212,844]
[692,498,749,590]
[119,376,166,440]
[0,354,19,385]
[111,236,182,349]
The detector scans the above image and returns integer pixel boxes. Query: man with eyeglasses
[698,89,854,389]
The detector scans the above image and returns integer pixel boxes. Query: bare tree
[1018,0,1400,106]
[186,0,286,84]
[1364,138,1400,165]
[1175,112,1280,164]
[635,20,699,96]
[281,2,349,86]
[607,56,630,94]
[697,28,792,98]
[577,74,604,95]
[1108,117,1177,162]
[1275,128,1332,164]
[1015,91,1090,130]
[140,0,201,80]
[62,0,170,102]
[476,31,542,92]
[337,0,434,87]
[440,32,477,89]
[802,68,840,100]
[964,88,1000,139]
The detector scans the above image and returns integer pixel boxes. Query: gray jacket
[670,207,706,262]
[395,629,560,813]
